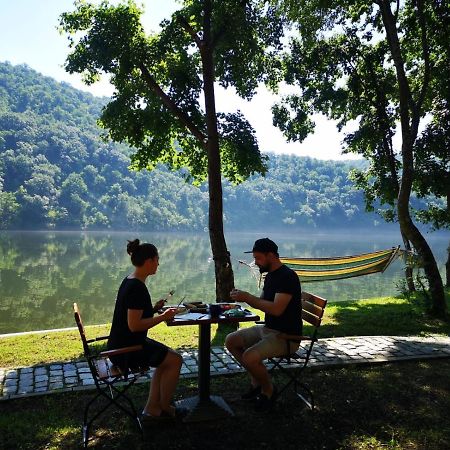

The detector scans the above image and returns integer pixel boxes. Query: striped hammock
[239,246,402,284]
[280,246,401,283]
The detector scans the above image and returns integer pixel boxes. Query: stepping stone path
[1,335,449,401]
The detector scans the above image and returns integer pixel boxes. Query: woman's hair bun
[127,239,140,255]
[126,240,158,266]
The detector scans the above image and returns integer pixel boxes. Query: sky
[0,0,360,161]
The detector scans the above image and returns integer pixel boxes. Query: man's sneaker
[254,386,277,412]
[241,385,261,400]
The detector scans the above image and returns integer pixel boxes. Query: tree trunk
[397,137,445,316]
[401,233,416,292]
[201,1,235,303]
[398,181,446,316]
[446,242,450,288]
[446,194,450,288]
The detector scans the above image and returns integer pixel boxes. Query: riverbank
[1,291,449,368]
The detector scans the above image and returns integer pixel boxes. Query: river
[0,230,447,334]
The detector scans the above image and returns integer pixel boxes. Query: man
[226,238,302,412]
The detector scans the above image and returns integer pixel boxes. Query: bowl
[190,307,208,313]
[218,303,240,311]
[184,302,208,309]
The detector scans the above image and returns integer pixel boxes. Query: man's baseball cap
[244,238,278,254]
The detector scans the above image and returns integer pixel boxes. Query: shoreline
[2,227,448,237]
[0,324,109,339]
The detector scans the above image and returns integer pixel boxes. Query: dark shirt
[262,265,302,335]
[107,277,154,350]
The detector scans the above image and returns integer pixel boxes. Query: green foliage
[413,104,450,230]
[223,155,374,229]
[0,61,394,231]
[0,189,19,229]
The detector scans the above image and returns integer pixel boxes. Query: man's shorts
[232,325,300,359]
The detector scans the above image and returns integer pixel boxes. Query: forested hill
[0,61,379,231]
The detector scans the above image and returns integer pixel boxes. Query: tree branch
[377,0,413,142]
[413,0,431,135]
[178,16,203,49]
[394,0,400,20]
[139,62,207,146]
[203,0,212,47]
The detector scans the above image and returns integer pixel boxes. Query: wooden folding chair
[267,291,327,410]
[73,303,147,448]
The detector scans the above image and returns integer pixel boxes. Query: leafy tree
[59,0,284,300]
[0,184,19,229]
[16,186,50,226]
[414,100,450,287]
[59,173,89,225]
[272,0,448,316]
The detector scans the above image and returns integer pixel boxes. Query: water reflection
[0,231,447,334]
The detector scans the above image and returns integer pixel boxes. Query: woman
[107,239,182,420]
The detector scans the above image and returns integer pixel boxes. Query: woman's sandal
[140,406,189,424]
[140,410,175,424]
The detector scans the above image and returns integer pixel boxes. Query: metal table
[167,308,259,422]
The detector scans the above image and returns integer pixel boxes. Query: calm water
[0,230,447,334]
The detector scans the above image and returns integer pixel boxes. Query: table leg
[198,322,210,400]
[175,322,234,422]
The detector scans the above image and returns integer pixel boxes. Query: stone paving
[1,335,449,401]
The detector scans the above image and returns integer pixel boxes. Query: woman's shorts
[111,337,169,371]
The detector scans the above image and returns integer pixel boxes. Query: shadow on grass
[211,323,237,348]
[1,359,450,449]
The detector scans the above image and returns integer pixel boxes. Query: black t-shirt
[107,277,154,350]
[262,265,302,334]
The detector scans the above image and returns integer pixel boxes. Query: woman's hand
[153,299,166,313]
[161,307,178,321]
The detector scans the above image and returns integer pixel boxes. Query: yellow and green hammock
[240,246,402,283]
[280,246,401,283]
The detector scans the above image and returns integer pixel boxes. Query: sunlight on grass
[36,425,79,450]
[1,292,449,368]
[343,434,405,450]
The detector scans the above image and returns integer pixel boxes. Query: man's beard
[258,264,270,273]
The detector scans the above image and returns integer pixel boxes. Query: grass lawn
[0,290,450,367]
[1,290,449,368]
[1,359,449,449]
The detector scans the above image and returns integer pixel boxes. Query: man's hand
[230,288,250,302]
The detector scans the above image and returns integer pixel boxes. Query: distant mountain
[0,61,384,231]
